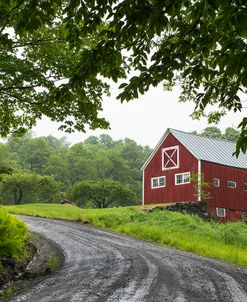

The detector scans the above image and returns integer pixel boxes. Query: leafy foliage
[0,0,109,137]
[190,172,211,202]
[0,167,13,184]
[69,179,136,208]
[0,207,27,259]
[1,172,60,204]
[201,126,223,139]
[197,126,240,142]
[6,203,247,266]
[0,1,246,154]
[0,133,151,206]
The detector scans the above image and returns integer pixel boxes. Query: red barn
[142,128,247,221]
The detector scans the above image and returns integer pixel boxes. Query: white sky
[33,84,246,148]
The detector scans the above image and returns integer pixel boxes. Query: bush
[0,207,28,260]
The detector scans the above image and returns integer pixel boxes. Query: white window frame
[243,183,247,191]
[227,181,236,189]
[216,207,226,218]
[175,172,190,185]
[162,145,179,171]
[151,176,166,189]
[213,178,220,187]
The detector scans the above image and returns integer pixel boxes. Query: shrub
[0,207,28,260]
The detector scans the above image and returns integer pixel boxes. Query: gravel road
[10,216,247,302]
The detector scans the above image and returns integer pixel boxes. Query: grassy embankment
[6,203,247,267]
[0,207,29,288]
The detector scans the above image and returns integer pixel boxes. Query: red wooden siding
[202,161,247,221]
[144,133,198,204]
[143,129,247,221]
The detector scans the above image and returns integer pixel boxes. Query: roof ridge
[169,128,236,145]
[142,128,246,171]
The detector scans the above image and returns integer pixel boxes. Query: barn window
[213,178,220,187]
[227,181,236,189]
[151,176,166,189]
[162,146,179,171]
[175,172,190,185]
[244,183,247,191]
[216,207,226,218]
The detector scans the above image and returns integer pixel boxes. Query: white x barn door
[162,146,179,170]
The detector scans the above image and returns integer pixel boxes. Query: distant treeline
[0,133,151,208]
[0,126,239,208]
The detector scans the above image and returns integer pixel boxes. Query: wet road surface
[10,216,247,302]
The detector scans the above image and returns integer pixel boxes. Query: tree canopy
[69,179,135,208]
[195,126,240,142]
[0,132,151,206]
[1,1,247,154]
[0,0,109,136]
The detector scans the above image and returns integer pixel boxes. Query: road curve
[10,216,247,302]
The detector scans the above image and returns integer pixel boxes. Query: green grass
[5,203,247,267]
[47,255,59,273]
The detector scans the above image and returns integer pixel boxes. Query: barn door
[162,146,179,170]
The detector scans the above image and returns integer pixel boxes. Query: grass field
[6,203,247,267]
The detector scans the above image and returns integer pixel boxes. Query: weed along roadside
[0,214,64,301]
[0,208,28,292]
[5,203,247,267]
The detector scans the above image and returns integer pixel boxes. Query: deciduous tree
[0,1,247,155]
[222,127,240,142]
[0,1,109,137]
[201,126,222,139]
[69,179,135,208]
[0,172,60,204]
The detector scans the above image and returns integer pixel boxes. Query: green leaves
[235,118,247,156]
[69,179,134,208]
[0,1,111,137]
[0,171,60,204]
[0,0,247,153]
[0,167,13,183]
[0,132,151,205]
[0,208,27,259]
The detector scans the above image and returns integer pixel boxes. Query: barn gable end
[143,131,199,205]
[142,128,247,221]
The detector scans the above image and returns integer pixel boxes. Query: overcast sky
[33,84,246,148]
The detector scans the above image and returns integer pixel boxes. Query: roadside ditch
[0,232,65,301]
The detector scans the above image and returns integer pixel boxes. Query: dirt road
[11,216,247,302]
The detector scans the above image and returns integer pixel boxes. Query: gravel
[8,216,247,302]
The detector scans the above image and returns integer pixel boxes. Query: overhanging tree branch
[12,38,67,48]
[0,0,26,33]
[1,91,41,105]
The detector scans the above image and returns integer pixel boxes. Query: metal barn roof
[142,128,247,170]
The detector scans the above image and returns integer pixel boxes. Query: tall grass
[6,204,247,266]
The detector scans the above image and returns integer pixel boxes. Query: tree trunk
[13,188,23,205]
[13,188,18,204]
[17,189,23,204]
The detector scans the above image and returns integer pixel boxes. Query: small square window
[213,178,220,187]
[183,174,190,183]
[151,176,166,189]
[176,174,183,184]
[159,177,165,187]
[152,178,159,188]
[244,183,247,191]
[175,172,190,185]
[227,181,236,189]
[216,207,226,218]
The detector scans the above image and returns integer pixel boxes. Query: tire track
[9,216,247,302]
